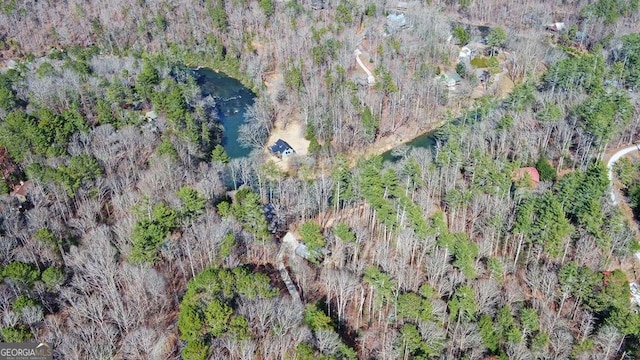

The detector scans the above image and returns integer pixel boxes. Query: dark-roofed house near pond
[270,139,295,158]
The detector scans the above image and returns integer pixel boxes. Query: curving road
[605,144,640,296]
[354,49,375,86]
[606,144,640,204]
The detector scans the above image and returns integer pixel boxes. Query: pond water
[195,68,255,159]
[381,131,437,163]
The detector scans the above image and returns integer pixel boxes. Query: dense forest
[0,0,640,359]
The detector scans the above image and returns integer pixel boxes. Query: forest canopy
[0,0,638,359]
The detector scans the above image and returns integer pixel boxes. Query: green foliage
[619,33,640,88]
[555,161,610,237]
[535,156,556,182]
[177,187,207,220]
[0,326,31,342]
[157,138,179,160]
[374,66,398,94]
[294,343,331,360]
[136,59,160,100]
[514,192,573,257]
[332,155,354,208]
[60,154,103,195]
[453,26,470,45]
[453,233,479,278]
[542,53,605,93]
[486,27,507,49]
[361,105,378,142]
[259,0,275,16]
[397,291,433,322]
[496,113,514,130]
[357,157,398,230]
[181,339,208,360]
[284,63,304,92]
[572,339,594,358]
[12,295,37,314]
[455,62,467,79]
[218,233,235,260]
[0,84,16,111]
[486,257,504,283]
[2,261,40,286]
[335,3,353,25]
[26,154,102,196]
[559,262,602,308]
[478,313,499,353]
[364,3,376,16]
[299,221,325,261]
[130,202,180,264]
[0,179,8,195]
[363,266,395,306]
[63,58,91,76]
[520,307,539,333]
[613,157,638,188]
[308,136,321,154]
[536,103,563,123]
[581,269,640,337]
[333,222,355,243]
[209,0,228,32]
[0,111,48,161]
[95,98,116,125]
[225,188,270,242]
[505,81,535,112]
[41,266,65,289]
[398,324,428,359]
[496,305,522,343]
[36,62,56,78]
[304,303,333,331]
[576,90,632,146]
[582,0,638,24]
[106,78,135,108]
[0,107,88,162]
[438,232,478,278]
[311,39,341,66]
[531,332,549,352]
[154,12,167,31]
[448,284,477,322]
[630,183,640,210]
[211,144,230,163]
[179,266,275,356]
[204,298,233,337]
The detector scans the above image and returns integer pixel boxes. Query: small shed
[270,139,295,158]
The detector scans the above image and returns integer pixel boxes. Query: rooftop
[270,139,295,156]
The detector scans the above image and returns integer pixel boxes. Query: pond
[195,68,256,159]
[381,131,437,163]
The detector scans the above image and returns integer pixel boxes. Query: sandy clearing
[495,73,514,98]
[265,118,310,171]
[262,71,310,171]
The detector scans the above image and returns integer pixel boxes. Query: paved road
[606,144,640,204]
